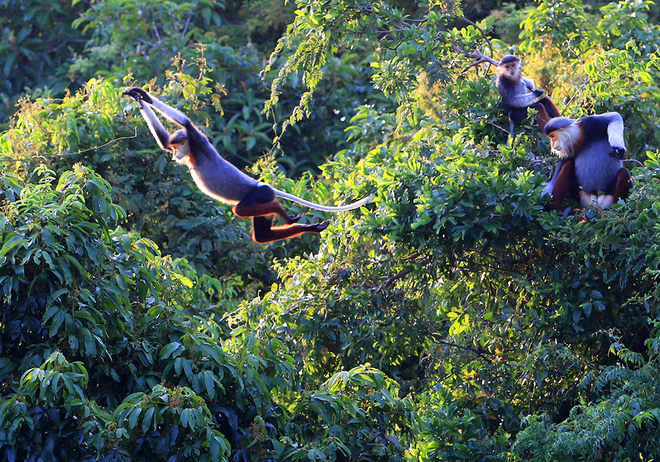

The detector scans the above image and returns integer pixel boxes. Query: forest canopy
[2,0,660,460]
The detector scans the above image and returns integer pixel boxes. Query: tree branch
[450,44,499,74]
[382,269,411,288]
[431,334,496,359]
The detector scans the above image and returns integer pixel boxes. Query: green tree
[0,0,88,126]
[3,0,660,459]
[0,165,411,460]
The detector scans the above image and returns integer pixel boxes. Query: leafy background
[2,0,660,460]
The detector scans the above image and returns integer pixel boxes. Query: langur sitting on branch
[541,112,632,211]
[123,87,370,243]
[497,55,560,133]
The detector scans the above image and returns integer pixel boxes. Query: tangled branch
[450,44,499,73]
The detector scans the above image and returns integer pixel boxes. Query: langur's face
[169,141,191,161]
[547,125,579,158]
[168,130,191,161]
[498,61,521,80]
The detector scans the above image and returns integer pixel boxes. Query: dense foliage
[2,0,660,460]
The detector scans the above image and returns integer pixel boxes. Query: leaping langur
[123,87,370,243]
[541,112,632,211]
[497,55,560,133]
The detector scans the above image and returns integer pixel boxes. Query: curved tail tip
[353,196,371,208]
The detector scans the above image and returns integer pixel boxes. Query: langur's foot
[313,221,330,232]
[288,213,302,223]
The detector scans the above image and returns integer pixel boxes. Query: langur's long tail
[273,188,370,212]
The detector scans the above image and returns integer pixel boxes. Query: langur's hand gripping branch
[123,87,370,243]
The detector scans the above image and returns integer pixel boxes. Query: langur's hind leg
[612,167,632,204]
[539,96,560,118]
[233,184,300,224]
[530,102,551,132]
[251,216,330,243]
[506,107,528,145]
[549,159,579,211]
[508,107,528,129]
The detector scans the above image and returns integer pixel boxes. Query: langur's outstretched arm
[145,94,193,129]
[138,102,171,151]
[125,87,209,152]
[124,88,171,150]
[124,87,191,129]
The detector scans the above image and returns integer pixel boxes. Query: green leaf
[142,406,155,433]
[128,407,142,430]
[160,342,184,360]
[203,371,215,399]
[0,234,25,257]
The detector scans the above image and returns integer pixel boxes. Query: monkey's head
[497,55,522,82]
[545,117,581,158]
[168,129,192,163]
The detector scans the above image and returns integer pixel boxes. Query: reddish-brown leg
[531,97,560,132]
[532,103,551,132]
[549,159,579,211]
[252,216,329,243]
[612,168,632,204]
[540,97,560,118]
[233,200,300,224]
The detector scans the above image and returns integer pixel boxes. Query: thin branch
[402,251,422,262]
[137,38,157,48]
[44,39,89,55]
[382,269,411,288]
[0,128,138,163]
[153,22,162,43]
[624,158,644,167]
[450,44,499,74]
[488,121,512,136]
[431,335,495,359]
[181,12,193,41]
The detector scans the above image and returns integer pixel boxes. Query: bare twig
[44,39,88,55]
[401,251,422,262]
[624,158,644,167]
[181,13,193,41]
[382,269,411,288]
[153,22,162,43]
[488,121,512,136]
[0,128,138,163]
[450,44,499,74]
[137,38,157,48]
[431,335,495,359]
